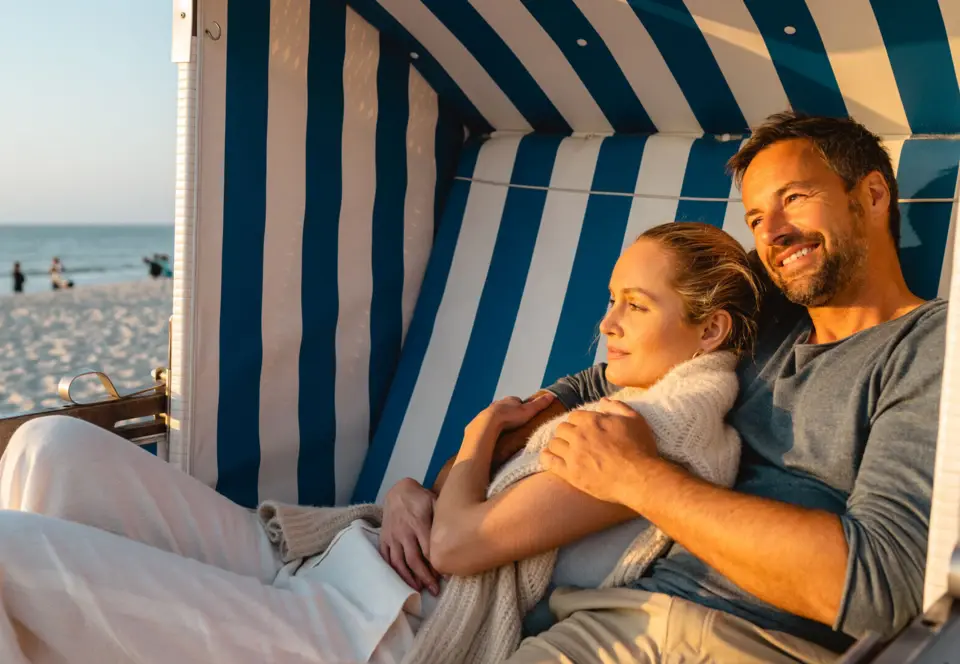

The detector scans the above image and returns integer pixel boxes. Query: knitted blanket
[257,350,742,664]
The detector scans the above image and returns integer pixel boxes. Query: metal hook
[205,21,222,41]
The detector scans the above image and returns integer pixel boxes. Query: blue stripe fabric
[421,0,570,134]
[423,135,564,486]
[675,138,741,227]
[896,139,960,300]
[872,1,960,135]
[369,35,410,441]
[216,0,270,509]
[298,0,347,507]
[349,0,494,135]
[434,100,464,237]
[521,0,655,134]
[627,0,746,134]
[541,136,648,387]
[352,140,484,503]
[745,0,847,119]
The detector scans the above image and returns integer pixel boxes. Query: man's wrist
[610,457,677,512]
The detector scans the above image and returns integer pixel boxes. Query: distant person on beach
[144,253,172,279]
[49,257,74,290]
[12,262,25,293]
[158,254,173,278]
[144,255,163,279]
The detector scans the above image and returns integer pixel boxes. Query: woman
[0,222,760,663]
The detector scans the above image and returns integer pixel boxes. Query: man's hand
[541,398,657,505]
[379,478,441,596]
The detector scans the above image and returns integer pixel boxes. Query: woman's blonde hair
[638,222,762,356]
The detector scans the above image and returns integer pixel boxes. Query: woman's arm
[429,403,636,577]
[430,390,567,494]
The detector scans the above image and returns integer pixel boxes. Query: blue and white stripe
[353,133,960,503]
[185,0,464,508]
[180,0,960,508]
[344,0,960,136]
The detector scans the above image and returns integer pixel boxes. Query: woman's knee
[5,416,114,468]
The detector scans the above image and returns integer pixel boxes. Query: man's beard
[766,200,867,307]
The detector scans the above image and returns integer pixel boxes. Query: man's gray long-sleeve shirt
[547,298,947,653]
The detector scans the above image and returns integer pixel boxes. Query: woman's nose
[599,309,620,337]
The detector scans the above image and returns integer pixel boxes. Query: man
[381,111,947,662]
[12,262,25,293]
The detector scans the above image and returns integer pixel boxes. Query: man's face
[742,139,868,307]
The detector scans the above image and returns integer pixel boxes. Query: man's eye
[749,217,762,229]
[785,193,804,204]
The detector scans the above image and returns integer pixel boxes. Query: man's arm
[544,314,944,638]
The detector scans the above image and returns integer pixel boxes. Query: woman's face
[600,239,709,388]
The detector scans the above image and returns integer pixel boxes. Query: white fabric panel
[377,0,531,131]
[469,0,614,133]
[924,186,960,609]
[335,8,380,505]
[807,0,911,136]
[939,189,958,300]
[943,0,960,97]
[595,135,691,365]
[684,0,790,130]
[403,67,440,342]
[257,0,309,504]
[376,136,521,503]
[573,0,701,135]
[168,40,198,466]
[187,0,228,486]
[494,138,602,402]
[721,139,753,251]
[885,138,906,175]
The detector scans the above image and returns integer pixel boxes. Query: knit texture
[257,350,741,664]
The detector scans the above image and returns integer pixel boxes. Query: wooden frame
[0,392,167,458]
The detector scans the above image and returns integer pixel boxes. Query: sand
[0,280,172,417]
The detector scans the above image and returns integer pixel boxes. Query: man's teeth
[782,247,813,266]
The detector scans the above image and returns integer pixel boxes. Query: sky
[0,1,176,225]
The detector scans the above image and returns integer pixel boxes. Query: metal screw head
[180,11,186,18]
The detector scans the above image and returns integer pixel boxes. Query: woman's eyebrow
[622,287,659,303]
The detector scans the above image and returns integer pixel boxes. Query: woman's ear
[699,310,733,353]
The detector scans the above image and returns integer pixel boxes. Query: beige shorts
[507,587,840,664]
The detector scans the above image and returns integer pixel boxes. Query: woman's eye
[748,217,761,229]
[628,303,647,312]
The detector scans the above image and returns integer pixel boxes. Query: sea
[0,224,175,295]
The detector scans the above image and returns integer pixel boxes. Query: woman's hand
[469,393,556,435]
[380,478,441,596]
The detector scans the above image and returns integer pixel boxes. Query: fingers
[405,537,440,596]
[386,541,420,591]
[524,392,556,413]
[540,448,566,473]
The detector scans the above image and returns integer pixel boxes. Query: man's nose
[756,209,792,248]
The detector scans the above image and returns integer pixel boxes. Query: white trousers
[0,416,412,664]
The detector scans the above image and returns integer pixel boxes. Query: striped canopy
[170,1,960,610]
[348,0,960,137]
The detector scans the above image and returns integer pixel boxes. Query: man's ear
[861,171,891,225]
[700,310,733,353]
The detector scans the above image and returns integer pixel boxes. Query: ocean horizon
[1,223,175,296]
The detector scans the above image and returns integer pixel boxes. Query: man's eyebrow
[744,180,815,222]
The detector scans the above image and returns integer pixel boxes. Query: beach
[0,279,172,416]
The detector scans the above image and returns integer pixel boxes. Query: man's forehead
[742,140,830,194]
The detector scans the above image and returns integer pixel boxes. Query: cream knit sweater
[257,350,742,664]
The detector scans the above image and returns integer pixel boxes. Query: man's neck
[806,278,926,345]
